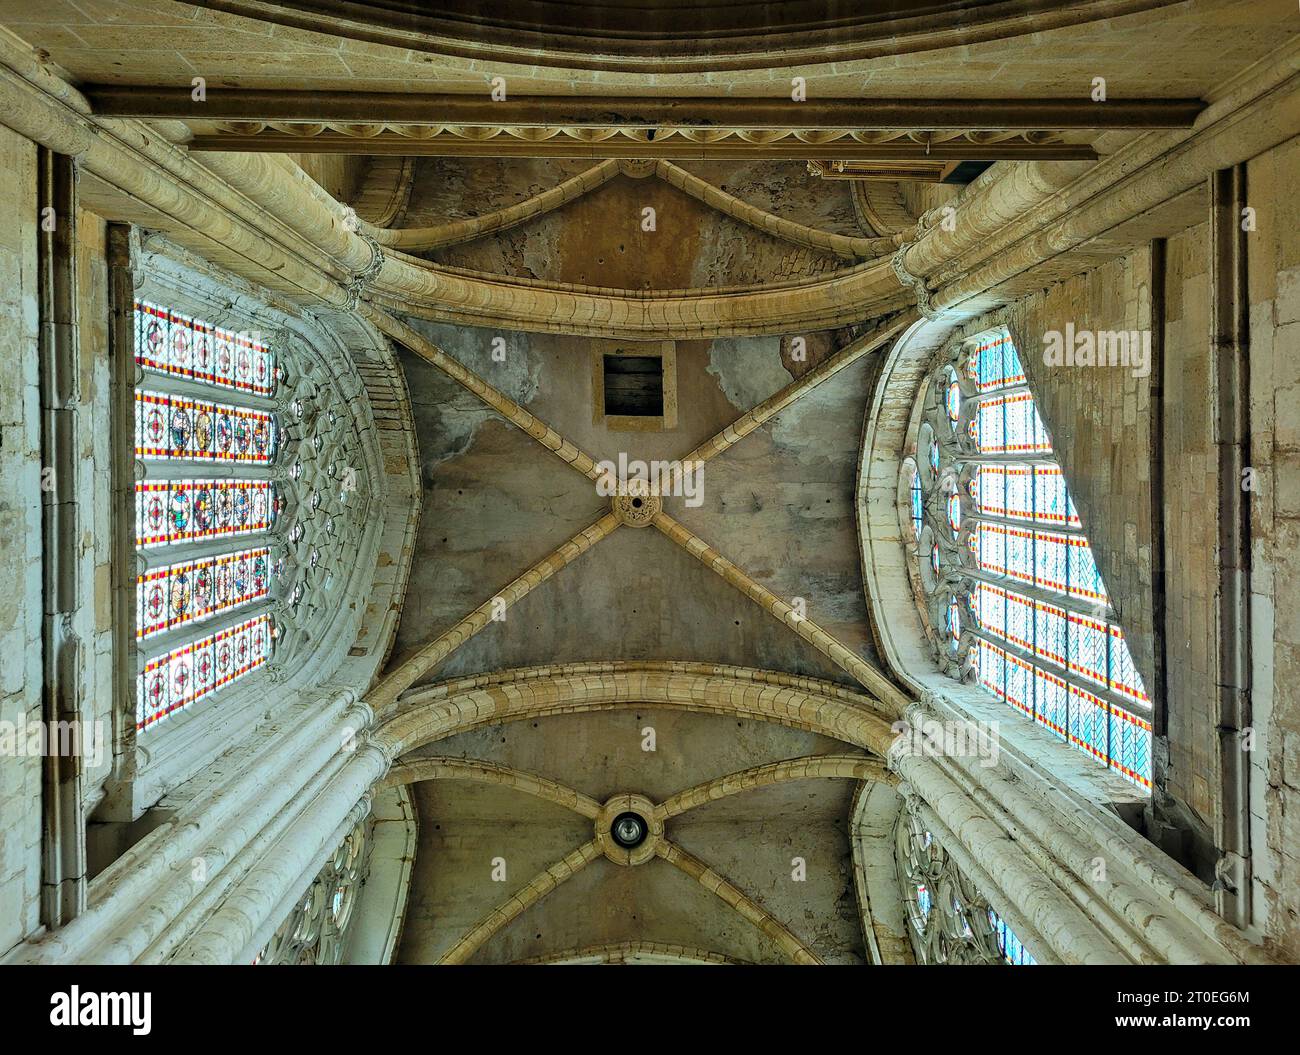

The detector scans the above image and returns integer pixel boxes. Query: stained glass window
[988,908,1037,965]
[133,297,281,732]
[137,614,273,731]
[135,479,276,549]
[135,390,275,463]
[135,299,275,396]
[908,329,1151,791]
[136,547,271,640]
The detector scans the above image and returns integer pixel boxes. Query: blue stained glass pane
[1006,652,1034,717]
[979,639,1006,699]
[973,335,1028,394]
[1006,590,1034,653]
[1032,403,1052,453]
[1067,537,1108,605]
[1006,527,1034,586]
[1004,465,1034,520]
[1004,341,1026,388]
[1034,666,1068,741]
[1005,392,1035,454]
[1034,531,1069,595]
[978,465,1005,517]
[978,522,1006,575]
[1108,625,1149,707]
[1033,465,1069,525]
[1067,612,1109,689]
[1069,684,1110,764]
[1033,600,1068,670]
[1109,705,1154,790]
[1066,490,1082,528]
[977,397,1005,454]
[977,583,1006,639]
[976,342,994,391]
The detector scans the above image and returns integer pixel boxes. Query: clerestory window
[130,293,365,733]
[905,329,1152,791]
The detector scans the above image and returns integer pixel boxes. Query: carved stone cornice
[185,120,1099,161]
[84,86,1200,132]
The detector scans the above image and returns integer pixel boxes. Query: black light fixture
[610,811,648,848]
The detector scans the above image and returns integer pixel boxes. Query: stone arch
[514,941,747,965]
[373,661,899,761]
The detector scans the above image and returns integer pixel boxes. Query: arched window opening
[896,800,1036,965]
[130,290,372,734]
[902,329,1152,792]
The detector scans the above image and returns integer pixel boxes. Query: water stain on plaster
[402,316,541,475]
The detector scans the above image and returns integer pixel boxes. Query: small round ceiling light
[610,812,648,849]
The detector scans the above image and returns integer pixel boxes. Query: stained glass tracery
[133,297,281,731]
[129,286,370,736]
[895,801,1035,965]
[905,329,1152,791]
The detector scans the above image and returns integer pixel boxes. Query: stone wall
[72,208,117,807]
[1244,133,1300,957]
[1160,221,1219,832]
[0,122,41,952]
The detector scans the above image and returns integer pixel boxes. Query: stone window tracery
[895,797,1036,965]
[254,817,372,965]
[901,329,1152,791]
[130,291,372,733]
